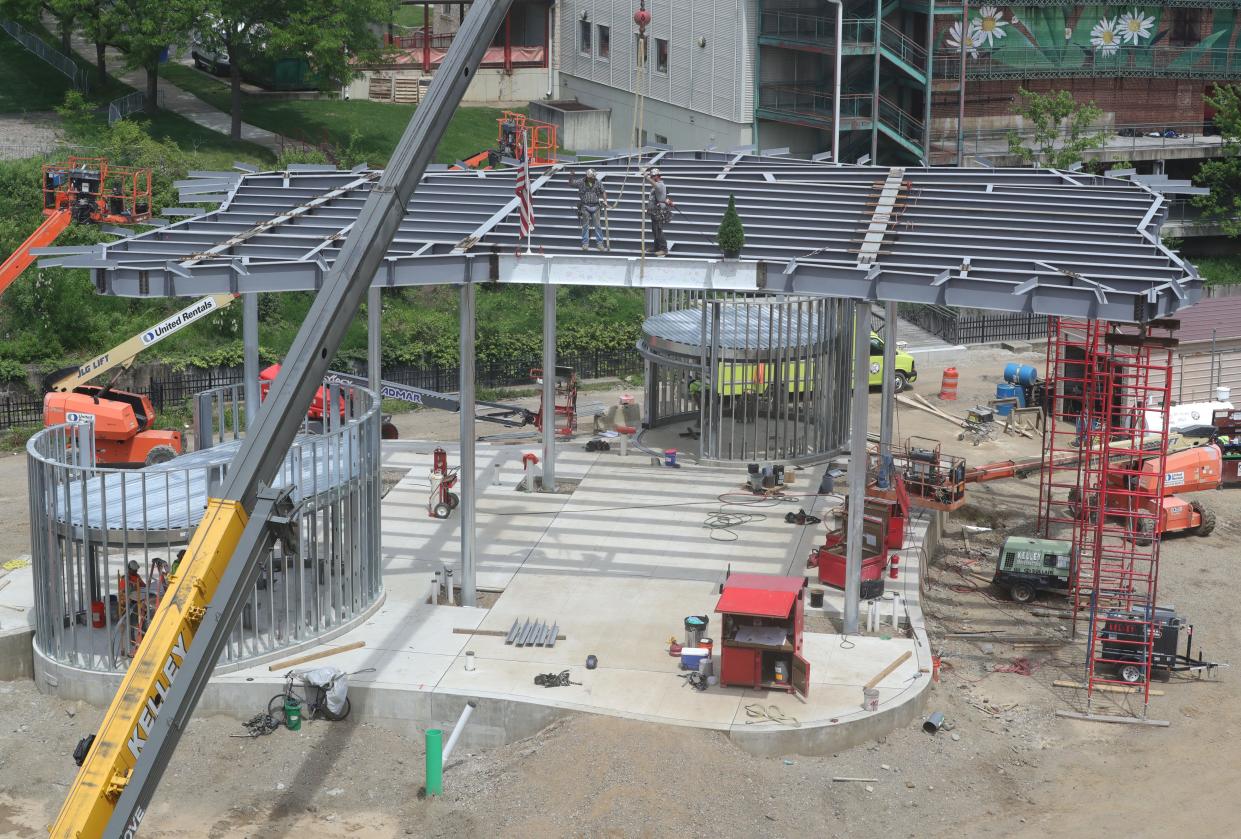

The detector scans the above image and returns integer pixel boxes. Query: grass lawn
[1195,255,1241,286]
[0,34,75,112]
[392,4,427,28]
[161,63,507,166]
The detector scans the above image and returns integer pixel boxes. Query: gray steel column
[243,293,259,428]
[367,286,381,392]
[879,301,897,466]
[871,0,882,163]
[459,282,478,607]
[844,301,871,634]
[541,283,556,490]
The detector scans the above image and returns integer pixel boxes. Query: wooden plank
[864,651,912,690]
[1052,679,1164,696]
[1056,709,1169,727]
[453,627,566,640]
[267,640,365,671]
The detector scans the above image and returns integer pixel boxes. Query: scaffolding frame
[1040,317,1177,714]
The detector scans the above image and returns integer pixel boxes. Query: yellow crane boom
[50,2,515,834]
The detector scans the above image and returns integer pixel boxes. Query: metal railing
[0,18,89,91]
[26,380,382,674]
[758,10,876,47]
[879,20,926,70]
[878,95,923,146]
[107,91,146,125]
[934,45,1241,81]
[898,303,1049,345]
[930,120,1229,163]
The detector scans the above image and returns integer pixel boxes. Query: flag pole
[524,129,533,255]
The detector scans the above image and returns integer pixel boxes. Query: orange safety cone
[939,367,959,401]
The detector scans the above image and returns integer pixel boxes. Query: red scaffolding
[1039,317,1178,714]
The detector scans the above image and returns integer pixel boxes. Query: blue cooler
[680,647,708,670]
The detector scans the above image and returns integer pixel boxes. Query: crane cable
[606,4,650,273]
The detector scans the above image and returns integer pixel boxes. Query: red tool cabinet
[715,573,809,697]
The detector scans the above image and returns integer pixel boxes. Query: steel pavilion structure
[37,151,1202,637]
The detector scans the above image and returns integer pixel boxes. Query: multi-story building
[558,2,1240,165]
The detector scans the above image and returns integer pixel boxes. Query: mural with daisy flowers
[937,7,1239,76]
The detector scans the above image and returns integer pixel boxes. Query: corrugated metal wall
[1174,341,1241,403]
[560,0,754,125]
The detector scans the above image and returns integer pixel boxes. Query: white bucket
[464,651,476,672]
[862,687,880,712]
[1218,386,1232,402]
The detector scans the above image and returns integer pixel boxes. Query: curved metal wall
[638,290,853,464]
[26,382,382,674]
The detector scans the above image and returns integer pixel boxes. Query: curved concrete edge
[212,588,388,676]
[727,681,930,758]
[31,589,388,699]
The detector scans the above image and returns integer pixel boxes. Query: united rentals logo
[141,297,219,345]
[126,632,188,760]
[65,411,94,423]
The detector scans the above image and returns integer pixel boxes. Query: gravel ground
[0,113,64,161]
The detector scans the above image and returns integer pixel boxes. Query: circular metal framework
[637,291,854,465]
[26,381,383,674]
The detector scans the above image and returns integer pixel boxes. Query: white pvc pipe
[891,594,901,629]
[441,700,478,763]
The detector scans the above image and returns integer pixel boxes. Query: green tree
[106,0,195,114]
[198,0,391,141]
[715,193,745,255]
[1194,84,1241,237]
[1006,88,1110,170]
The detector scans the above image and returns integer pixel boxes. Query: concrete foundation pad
[30,442,937,756]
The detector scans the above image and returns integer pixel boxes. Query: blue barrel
[1003,363,1039,386]
[995,383,1025,415]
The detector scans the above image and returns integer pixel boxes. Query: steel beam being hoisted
[50,2,516,835]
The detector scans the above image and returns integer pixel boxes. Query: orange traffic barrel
[939,367,959,400]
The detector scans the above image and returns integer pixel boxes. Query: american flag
[515,133,534,240]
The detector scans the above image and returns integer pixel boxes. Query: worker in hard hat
[570,168,608,251]
[646,168,674,256]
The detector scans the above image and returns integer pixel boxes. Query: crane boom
[50,2,516,835]
[46,294,237,393]
[0,208,71,298]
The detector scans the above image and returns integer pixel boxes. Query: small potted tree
[716,193,745,259]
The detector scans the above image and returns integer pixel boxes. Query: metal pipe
[871,0,881,163]
[441,700,478,763]
[368,286,382,393]
[844,300,871,634]
[243,293,259,429]
[542,283,556,490]
[878,301,896,486]
[832,0,841,165]
[460,282,478,607]
[957,0,969,166]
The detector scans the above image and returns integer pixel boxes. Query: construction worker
[570,168,608,251]
[646,168,674,256]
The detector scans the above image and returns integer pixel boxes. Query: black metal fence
[0,350,644,430]
[899,304,1049,346]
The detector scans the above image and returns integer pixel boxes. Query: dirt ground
[2,346,1239,837]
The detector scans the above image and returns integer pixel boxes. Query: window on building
[579,19,591,55]
[1170,9,1202,45]
[597,24,610,59]
[655,37,669,73]
[654,133,669,145]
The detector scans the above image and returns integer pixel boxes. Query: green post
[425,729,443,796]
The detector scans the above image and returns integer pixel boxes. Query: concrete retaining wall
[0,629,33,681]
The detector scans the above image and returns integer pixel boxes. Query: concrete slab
[30,442,937,756]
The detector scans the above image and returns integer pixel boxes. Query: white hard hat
[586,168,597,178]
[648,167,661,178]
[128,560,139,572]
